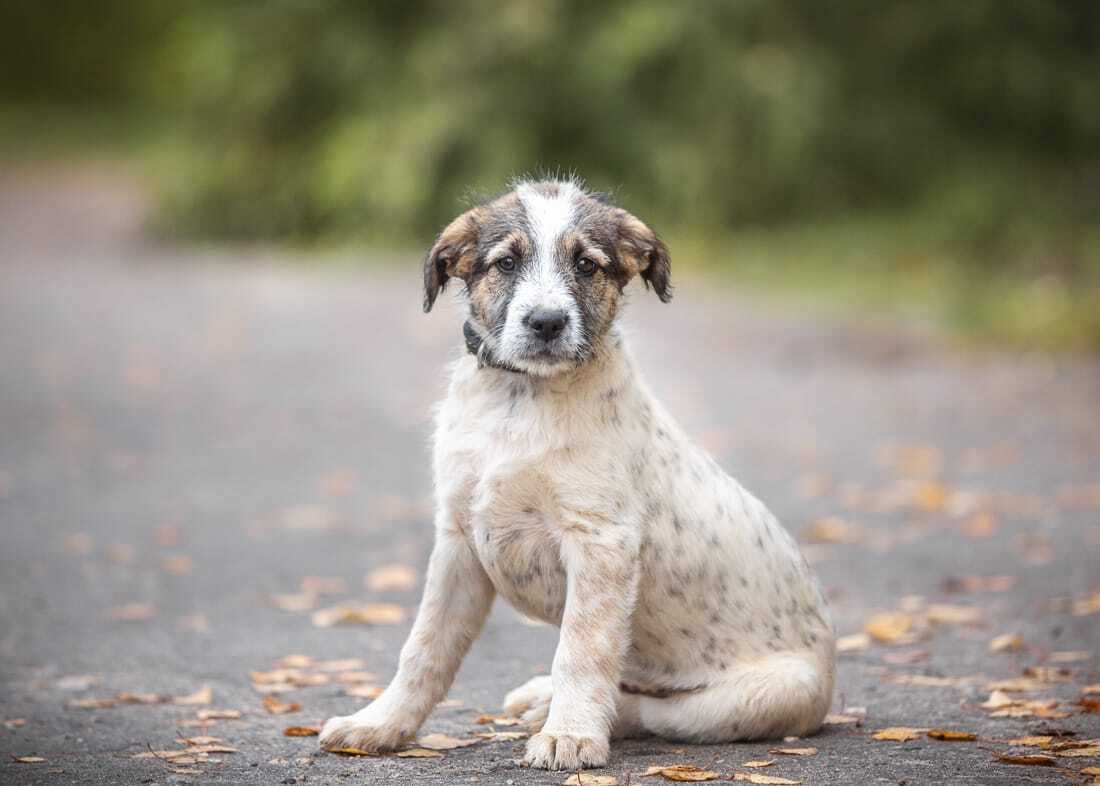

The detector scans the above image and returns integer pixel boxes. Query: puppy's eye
[496,256,516,272]
[574,257,597,276]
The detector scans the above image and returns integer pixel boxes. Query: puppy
[320,179,835,770]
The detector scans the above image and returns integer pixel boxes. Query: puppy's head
[423,179,671,376]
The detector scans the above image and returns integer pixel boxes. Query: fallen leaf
[643,764,720,781]
[865,612,915,644]
[366,564,419,592]
[769,747,816,755]
[178,735,223,746]
[742,760,775,768]
[1058,747,1100,757]
[473,730,527,741]
[474,714,523,726]
[824,712,864,726]
[3,719,27,729]
[313,658,369,672]
[563,775,618,786]
[1084,685,1100,695]
[1084,766,1100,775]
[989,634,1025,653]
[56,674,99,691]
[417,733,480,750]
[732,775,801,785]
[927,729,977,741]
[197,709,242,720]
[836,633,870,652]
[173,687,213,706]
[925,604,983,626]
[116,692,168,705]
[275,655,315,669]
[13,756,45,763]
[1073,592,1100,616]
[283,726,320,737]
[329,747,378,757]
[1079,698,1100,713]
[890,674,973,688]
[1049,650,1091,663]
[311,603,406,628]
[986,677,1046,692]
[1023,666,1072,683]
[108,603,156,621]
[263,696,301,715]
[344,684,384,699]
[1007,736,1053,747]
[872,727,923,742]
[161,555,192,575]
[395,748,443,758]
[271,593,318,612]
[994,752,1056,766]
[66,697,118,709]
[981,690,1016,709]
[800,517,862,544]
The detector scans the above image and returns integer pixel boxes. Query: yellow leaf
[927,729,976,741]
[1084,684,1100,695]
[283,726,320,737]
[768,747,816,755]
[13,756,45,763]
[262,696,301,715]
[836,633,871,652]
[417,733,480,750]
[330,747,378,756]
[1058,747,1100,758]
[643,764,720,781]
[872,727,922,742]
[173,686,213,706]
[985,677,1045,692]
[395,748,443,758]
[994,752,1055,766]
[473,714,523,726]
[311,603,406,628]
[1006,736,1052,747]
[742,760,775,768]
[864,612,914,644]
[196,709,242,720]
[988,633,1024,653]
[563,776,618,786]
[925,604,982,626]
[732,774,802,785]
[473,730,527,741]
[344,684,384,699]
[366,564,419,592]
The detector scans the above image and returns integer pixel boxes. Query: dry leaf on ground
[262,696,300,715]
[344,684,384,699]
[564,775,618,786]
[865,612,915,644]
[473,730,527,741]
[925,604,983,626]
[366,564,419,592]
[732,774,801,785]
[1058,747,1100,757]
[643,764,720,781]
[743,760,775,768]
[1084,685,1100,695]
[329,747,378,756]
[927,729,977,741]
[474,714,523,726]
[994,752,1056,766]
[836,633,870,652]
[313,658,369,672]
[986,677,1046,692]
[13,756,45,763]
[1023,666,1072,683]
[872,727,923,741]
[197,709,242,720]
[769,747,816,755]
[283,726,320,737]
[1073,592,1100,616]
[3,719,27,729]
[417,733,480,750]
[989,634,1025,653]
[173,687,212,706]
[395,748,443,758]
[312,603,406,628]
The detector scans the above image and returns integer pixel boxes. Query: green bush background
[3,1,1099,345]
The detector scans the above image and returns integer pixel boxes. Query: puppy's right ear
[423,208,483,313]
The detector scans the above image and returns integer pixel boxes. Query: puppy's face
[423,180,671,376]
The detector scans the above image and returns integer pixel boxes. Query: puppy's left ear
[615,210,672,303]
[423,207,483,312]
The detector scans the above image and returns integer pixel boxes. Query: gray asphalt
[1,166,1098,785]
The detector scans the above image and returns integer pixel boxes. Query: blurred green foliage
[3,1,1099,345]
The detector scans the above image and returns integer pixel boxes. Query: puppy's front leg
[524,530,639,770]
[320,527,494,753]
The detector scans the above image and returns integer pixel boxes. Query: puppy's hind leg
[503,675,553,728]
[634,652,834,742]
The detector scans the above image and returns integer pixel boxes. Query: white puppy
[320,179,835,770]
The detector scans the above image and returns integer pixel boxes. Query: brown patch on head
[423,206,485,312]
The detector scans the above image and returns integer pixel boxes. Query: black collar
[463,320,524,374]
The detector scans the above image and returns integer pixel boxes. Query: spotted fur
[320,179,835,770]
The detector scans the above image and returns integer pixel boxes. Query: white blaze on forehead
[514,181,578,308]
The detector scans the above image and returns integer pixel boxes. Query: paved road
[1,167,1098,785]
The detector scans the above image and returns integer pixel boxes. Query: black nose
[526,308,568,342]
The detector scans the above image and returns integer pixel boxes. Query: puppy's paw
[318,711,411,754]
[523,730,609,770]
[503,675,552,729]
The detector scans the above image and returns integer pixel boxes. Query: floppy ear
[423,208,483,312]
[615,210,672,303]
